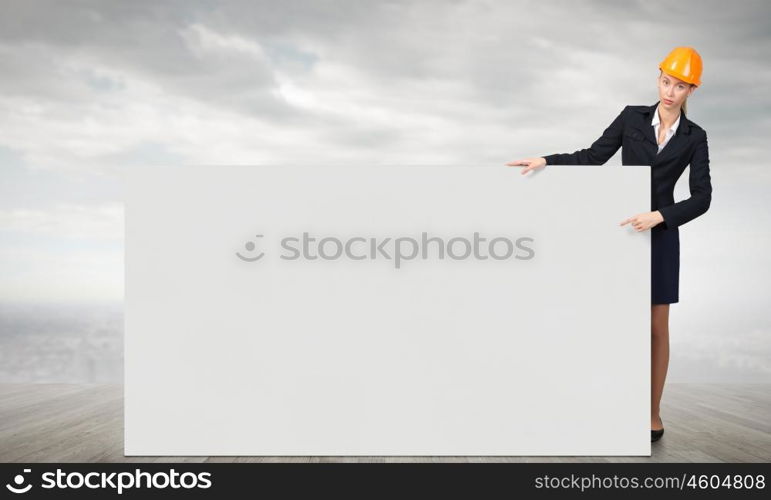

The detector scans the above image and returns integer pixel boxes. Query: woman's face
[657,71,695,111]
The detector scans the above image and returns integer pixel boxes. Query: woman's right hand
[505,157,547,175]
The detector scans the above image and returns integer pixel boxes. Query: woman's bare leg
[651,304,670,430]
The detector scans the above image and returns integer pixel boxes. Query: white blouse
[651,104,681,154]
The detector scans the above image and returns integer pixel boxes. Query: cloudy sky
[1,0,770,382]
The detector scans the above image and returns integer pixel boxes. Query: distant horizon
[1,297,770,385]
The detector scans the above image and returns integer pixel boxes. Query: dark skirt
[651,224,680,304]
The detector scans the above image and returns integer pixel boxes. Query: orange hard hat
[659,47,702,86]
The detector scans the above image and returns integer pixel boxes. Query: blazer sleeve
[542,106,627,165]
[657,129,712,229]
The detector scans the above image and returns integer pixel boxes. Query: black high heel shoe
[651,423,665,442]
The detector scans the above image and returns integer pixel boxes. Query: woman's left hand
[620,211,664,232]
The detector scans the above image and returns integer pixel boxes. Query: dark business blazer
[542,101,712,230]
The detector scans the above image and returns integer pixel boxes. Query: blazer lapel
[655,108,692,164]
[631,102,659,165]
[630,101,693,166]
[641,102,659,145]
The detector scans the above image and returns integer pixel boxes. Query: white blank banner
[124,165,651,456]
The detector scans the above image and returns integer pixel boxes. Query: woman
[506,47,712,443]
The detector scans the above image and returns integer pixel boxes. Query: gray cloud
[0,0,769,163]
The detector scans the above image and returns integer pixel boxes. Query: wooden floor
[1,383,769,463]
